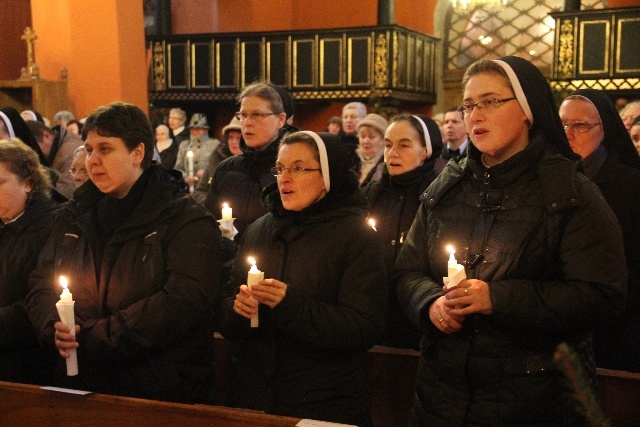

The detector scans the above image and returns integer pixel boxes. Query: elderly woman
[395,56,626,425]
[69,146,89,188]
[26,102,222,403]
[217,131,387,426]
[357,113,388,186]
[0,139,58,385]
[559,89,640,373]
[362,114,442,349]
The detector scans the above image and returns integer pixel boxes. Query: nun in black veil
[0,107,48,165]
[395,56,627,425]
[559,89,640,373]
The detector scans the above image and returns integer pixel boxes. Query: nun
[0,106,48,166]
[395,56,626,425]
[362,113,443,349]
[559,89,640,373]
[217,131,387,426]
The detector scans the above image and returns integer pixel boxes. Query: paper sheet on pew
[297,420,356,427]
[41,386,93,395]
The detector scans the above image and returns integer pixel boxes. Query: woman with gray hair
[0,138,58,385]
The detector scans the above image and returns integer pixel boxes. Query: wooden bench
[0,381,301,427]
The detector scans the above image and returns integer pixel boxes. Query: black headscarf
[493,56,576,160]
[268,83,295,120]
[263,131,361,217]
[0,106,48,165]
[570,88,640,170]
[412,114,443,160]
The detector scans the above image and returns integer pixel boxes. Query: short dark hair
[82,102,154,169]
[26,120,53,142]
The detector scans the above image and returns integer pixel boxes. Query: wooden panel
[216,42,237,89]
[241,41,262,88]
[348,36,370,86]
[579,20,609,75]
[616,18,640,74]
[267,41,288,87]
[191,42,211,88]
[320,38,342,87]
[293,39,314,87]
[168,42,188,88]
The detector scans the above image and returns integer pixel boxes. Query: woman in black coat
[27,103,222,404]
[217,131,387,426]
[0,139,58,385]
[559,88,640,372]
[362,114,442,349]
[395,56,626,426]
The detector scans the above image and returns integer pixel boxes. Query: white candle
[221,203,233,220]
[247,257,264,328]
[55,276,78,376]
[444,245,466,289]
[187,150,194,178]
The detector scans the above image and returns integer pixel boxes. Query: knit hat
[188,113,210,129]
[269,83,295,120]
[357,113,388,137]
[570,89,640,170]
[222,116,242,135]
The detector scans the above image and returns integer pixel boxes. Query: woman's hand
[250,279,287,309]
[443,279,493,316]
[429,296,465,333]
[233,284,258,319]
[54,321,80,358]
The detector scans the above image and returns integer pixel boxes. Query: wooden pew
[0,381,301,427]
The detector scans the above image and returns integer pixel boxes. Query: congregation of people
[1,55,639,426]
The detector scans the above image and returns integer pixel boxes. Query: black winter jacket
[591,150,640,372]
[27,165,222,403]
[362,160,439,348]
[395,134,627,426]
[217,186,387,426]
[0,197,59,384]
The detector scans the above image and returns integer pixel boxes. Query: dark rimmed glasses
[458,97,517,116]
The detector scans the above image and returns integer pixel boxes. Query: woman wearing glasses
[204,81,295,239]
[217,131,386,426]
[559,89,640,373]
[395,56,626,425]
[362,114,442,349]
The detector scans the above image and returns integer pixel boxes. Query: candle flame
[446,245,455,255]
[59,275,68,290]
[223,202,229,209]
[368,218,377,232]
[187,150,194,158]
[247,256,256,266]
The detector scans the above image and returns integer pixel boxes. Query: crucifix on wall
[20,27,40,79]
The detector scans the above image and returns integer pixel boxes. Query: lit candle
[444,245,466,289]
[368,218,377,232]
[187,150,194,178]
[55,276,78,376]
[221,203,233,220]
[247,257,264,328]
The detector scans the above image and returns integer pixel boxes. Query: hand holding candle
[444,245,466,289]
[55,276,78,376]
[247,257,264,328]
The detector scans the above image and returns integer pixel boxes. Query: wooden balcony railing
[550,6,640,93]
[147,25,439,107]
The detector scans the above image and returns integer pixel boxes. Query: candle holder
[217,218,238,240]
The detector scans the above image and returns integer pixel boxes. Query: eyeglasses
[458,97,517,116]
[562,122,601,133]
[235,112,277,122]
[69,167,87,175]
[271,166,322,176]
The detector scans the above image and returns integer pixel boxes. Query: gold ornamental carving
[20,27,40,79]
[374,33,388,88]
[557,19,574,79]
[153,41,166,91]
